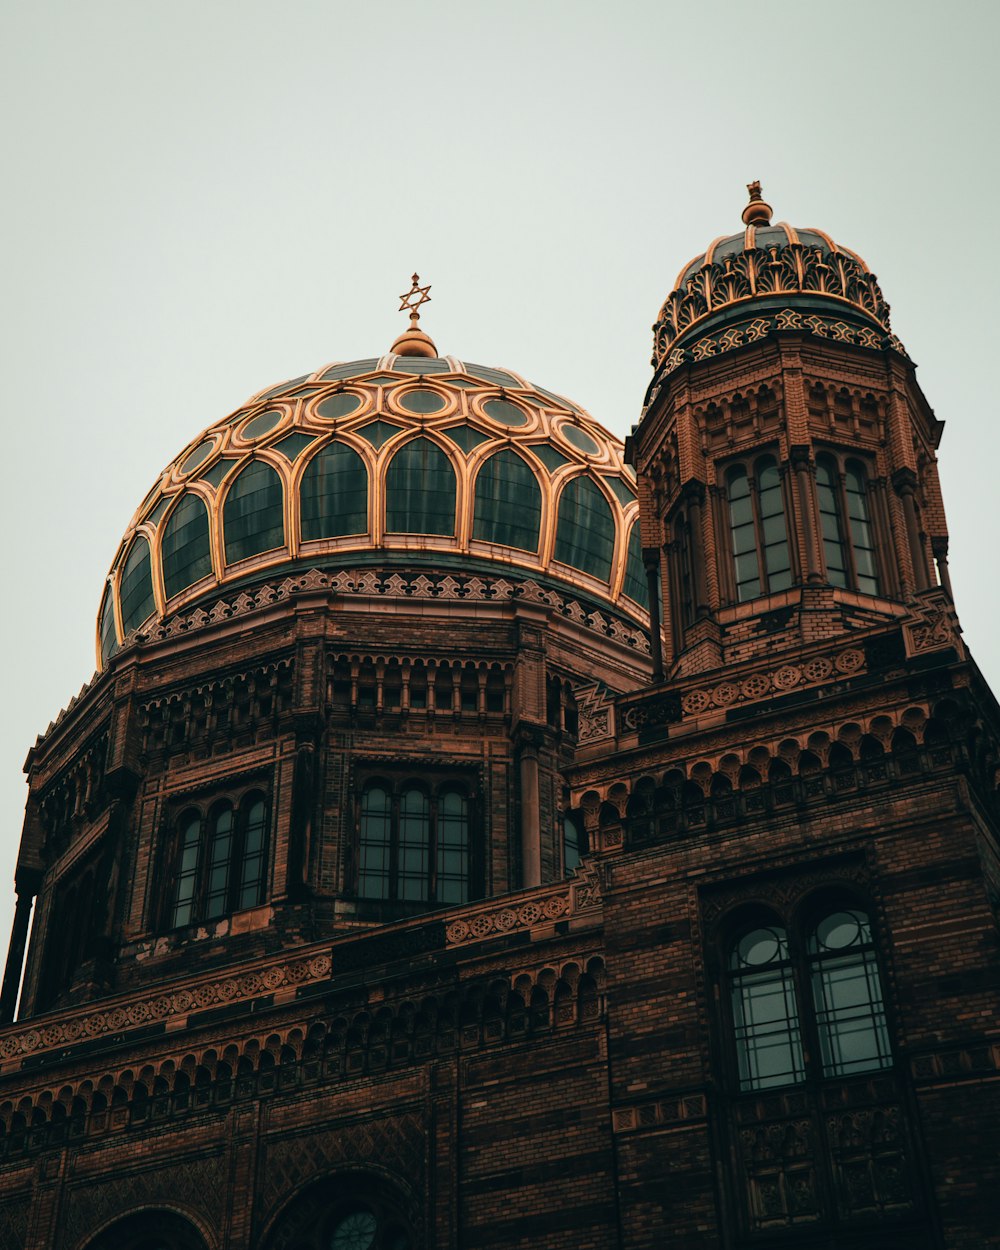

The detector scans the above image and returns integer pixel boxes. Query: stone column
[893,468,929,591]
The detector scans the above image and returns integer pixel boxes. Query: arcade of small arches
[0,956,607,1158]
[574,697,1000,845]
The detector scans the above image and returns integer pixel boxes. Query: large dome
[98,351,648,666]
[650,183,904,375]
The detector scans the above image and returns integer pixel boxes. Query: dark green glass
[398,389,446,414]
[119,535,156,634]
[357,420,402,449]
[273,432,315,462]
[622,522,649,606]
[162,493,213,599]
[320,359,378,381]
[224,461,285,563]
[301,442,368,540]
[483,399,527,427]
[181,439,214,474]
[445,425,491,454]
[200,459,234,489]
[242,410,281,440]
[554,476,615,581]
[602,475,637,507]
[99,585,119,663]
[529,443,570,474]
[560,424,599,455]
[385,438,456,536]
[316,393,362,420]
[473,450,541,552]
[465,364,520,387]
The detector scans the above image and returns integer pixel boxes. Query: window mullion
[389,789,400,902]
[428,792,438,904]
[837,464,859,589]
[749,470,768,594]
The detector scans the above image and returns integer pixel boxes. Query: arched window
[83,1210,209,1250]
[815,453,880,594]
[167,793,270,929]
[563,812,586,875]
[161,493,213,600]
[726,903,892,1092]
[554,476,615,581]
[259,1174,415,1250]
[622,521,649,606]
[472,449,541,551]
[808,908,891,1077]
[119,535,156,634]
[224,461,285,563]
[725,454,791,602]
[357,778,474,908]
[99,584,119,664]
[385,437,456,536]
[729,924,805,1091]
[300,441,368,540]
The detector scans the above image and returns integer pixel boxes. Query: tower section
[630,182,952,678]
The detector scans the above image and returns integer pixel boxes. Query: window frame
[164,789,271,930]
[720,451,794,604]
[719,894,894,1094]
[814,450,881,595]
[354,772,479,912]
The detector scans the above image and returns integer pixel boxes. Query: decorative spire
[742,180,773,228]
[392,273,438,358]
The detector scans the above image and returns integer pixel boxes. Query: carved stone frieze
[445,859,602,946]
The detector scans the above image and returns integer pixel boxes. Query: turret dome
[98,352,649,667]
[651,182,905,377]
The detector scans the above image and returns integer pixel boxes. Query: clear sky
[1,0,997,984]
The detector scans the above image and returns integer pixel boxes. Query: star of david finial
[399,273,432,324]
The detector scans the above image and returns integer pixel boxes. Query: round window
[180,439,214,474]
[397,389,446,414]
[330,1208,377,1250]
[483,398,528,427]
[559,423,599,456]
[317,393,362,420]
[242,409,282,440]
[735,927,783,967]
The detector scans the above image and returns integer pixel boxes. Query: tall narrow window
[224,461,285,563]
[554,476,615,581]
[725,455,791,602]
[563,813,586,875]
[167,794,270,929]
[204,806,234,919]
[808,909,891,1077]
[171,811,202,928]
[238,798,268,909]
[436,790,470,905]
[473,449,542,552]
[385,438,456,536]
[398,787,430,902]
[729,925,805,1091]
[359,786,392,900]
[815,454,880,594]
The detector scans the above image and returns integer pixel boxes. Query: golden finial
[392,273,438,357]
[742,180,773,227]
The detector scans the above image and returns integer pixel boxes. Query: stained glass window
[161,493,213,600]
[816,455,880,594]
[437,791,469,905]
[119,536,156,635]
[473,450,541,551]
[99,584,119,663]
[726,455,791,602]
[359,786,391,901]
[224,461,285,563]
[622,521,649,606]
[385,438,456,536]
[301,443,368,540]
[554,476,615,581]
[845,462,879,595]
[816,456,848,588]
[171,812,202,928]
[168,796,269,929]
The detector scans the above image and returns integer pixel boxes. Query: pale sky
[1,0,998,981]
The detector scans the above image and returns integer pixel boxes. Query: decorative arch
[472,448,541,552]
[223,460,285,563]
[300,440,369,541]
[161,492,214,601]
[553,475,615,581]
[384,437,456,537]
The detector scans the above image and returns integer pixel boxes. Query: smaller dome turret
[651,185,902,375]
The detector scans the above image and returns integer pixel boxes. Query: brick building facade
[1,193,997,1247]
